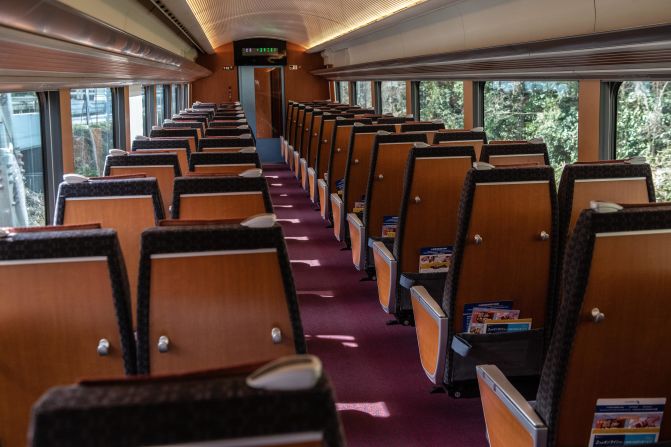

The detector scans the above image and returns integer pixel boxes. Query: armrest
[317,179,327,188]
[367,236,394,249]
[330,193,343,206]
[346,213,363,228]
[347,213,365,271]
[476,365,547,447]
[410,286,447,384]
[371,240,398,313]
[307,167,315,176]
[399,272,447,297]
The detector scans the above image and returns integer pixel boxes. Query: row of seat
[1,101,344,447]
[281,99,671,447]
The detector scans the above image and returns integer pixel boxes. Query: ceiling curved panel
[184,0,430,49]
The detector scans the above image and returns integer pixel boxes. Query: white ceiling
[171,0,438,51]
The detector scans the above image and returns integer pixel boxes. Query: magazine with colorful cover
[382,216,399,238]
[462,301,513,333]
[588,398,666,446]
[482,318,532,334]
[468,308,521,334]
[336,178,345,197]
[353,201,365,214]
[419,246,453,273]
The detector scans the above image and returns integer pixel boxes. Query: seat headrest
[246,355,322,391]
[241,213,276,228]
[239,168,263,178]
[590,201,624,214]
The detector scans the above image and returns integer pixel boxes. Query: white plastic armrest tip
[471,126,484,132]
[236,114,244,117]
[108,149,127,156]
[473,161,495,170]
[627,155,647,164]
[152,125,162,130]
[240,133,252,138]
[63,173,89,184]
[239,168,263,178]
[241,213,277,228]
[238,125,250,129]
[432,119,444,124]
[414,142,430,148]
[377,130,391,135]
[246,355,322,391]
[354,122,365,127]
[239,147,256,153]
[590,201,623,213]
[238,119,246,122]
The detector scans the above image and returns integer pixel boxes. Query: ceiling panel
[182,0,431,49]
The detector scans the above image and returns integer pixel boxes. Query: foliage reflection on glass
[381,81,407,117]
[419,81,464,128]
[356,81,372,108]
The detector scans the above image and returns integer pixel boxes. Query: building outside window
[129,84,145,138]
[71,87,114,177]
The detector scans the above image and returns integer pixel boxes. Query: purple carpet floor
[265,163,488,447]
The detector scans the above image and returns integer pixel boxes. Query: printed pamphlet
[353,201,365,214]
[588,398,666,446]
[468,308,520,334]
[482,318,532,334]
[419,246,453,273]
[462,301,513,333]
[336,178,345,197]
[382,216,399,238]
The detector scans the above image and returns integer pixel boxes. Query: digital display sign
[234,39,287,66]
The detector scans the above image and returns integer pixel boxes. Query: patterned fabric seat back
[0,226,135,447]
[188,152,261,175]
[198,136,255,152]
[479,142,550,166]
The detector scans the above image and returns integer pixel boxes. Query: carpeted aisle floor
[264,163,488,447]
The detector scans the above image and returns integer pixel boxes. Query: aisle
[265,163,487,447]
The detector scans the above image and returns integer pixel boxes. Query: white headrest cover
[473,161,495,171]
[471,127,484,132]
[135,135,150,140]
[241,213,276,229]
[108,149,127,156]
[376,130,391,136]
[626,156,647,165]
[239,168,263,178]
[246,355,322,391]
[432,119,444,124]
[238,125,250,129]
[240,133,252,139]
[152,126,162,130]
[590,201,624,213]
[414,142,430,148]
[239,147,256,153]
[529,137,544,144]
[63,173,89,184]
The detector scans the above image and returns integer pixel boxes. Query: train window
[338,81,350,104]
[172,84,181,113]
[418,81,464,128]
[616,81,671,200]
[129,85,145,138]
[71,87,114,177]
[182,84,189,108]
[0,92,45,226]
[484,81,579,175]
[380,81,407,116]
[355,81,372,108]
[156,85,165,124]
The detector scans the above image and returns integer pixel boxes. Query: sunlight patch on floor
[290,259,321,267]
[277,218,301,223]
[286,236,309,241]
[336,402,390,418]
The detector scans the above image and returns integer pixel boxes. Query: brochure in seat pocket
[353,200,365,214]
[336,178,345,197]
[468,308,520,334]
[382,216,399,238]
[462,301,513,334]
[419,246,453,273]
[589,398,665,446]
[482,318,531,334]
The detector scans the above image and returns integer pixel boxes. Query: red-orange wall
[191,41,329,104]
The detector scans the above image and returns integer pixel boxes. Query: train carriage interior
[1,0,671,446]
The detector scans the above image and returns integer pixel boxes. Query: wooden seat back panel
[63,197,156,325]
[109,166,175,213]
[148,251,296,375]
[301,111,314,158]
[317,121,336,179]
[439,140,484,159]
[400,157,472,273]
[202,148,251,153]
[328,126,354,194]
[454,182,553,332]
[555,231,671,446]
[488,154,546,166]
[367,142,416,239]
[308,116,323,168]
[0,260,124,447]
[179,193,267,221]
[296,109,306,154]
[345,133,377,213]
[193,164,256,175]
[569,178,650,234]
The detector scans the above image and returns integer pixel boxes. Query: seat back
[434,131,488,159]
[443,166,557,334]
[172,176,272,220]
[364,133,429,240]
[132,138,191,173]
[536,203,671,446]
[163,121,205,139]
[104,153,180,213]
[209,119,248,128]
[376,116,411,124]
[30,357,344,447]
[55,177,164,325]
[308,110,324,169]
[137,224,306,374]
[300,108,314,159]
[395,146,475,274]
[315,114,338,181]
[557,160,655,250]
[199,136,255,153]
[149,128,198,150]
[294,105,306,150]
[205,126,253,137]
[343,124,396,217]
[0,226,135,447]
[285,101,295,141]
[479,142,549,166]
[189,152,261,175]
[289,103,300,146]
[398,122,446,144]
[327,118,373,197]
